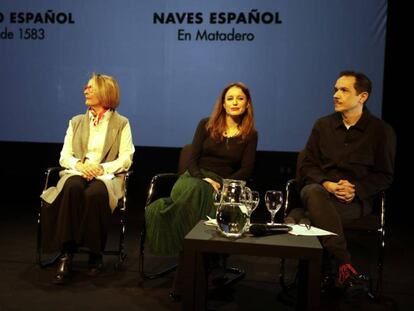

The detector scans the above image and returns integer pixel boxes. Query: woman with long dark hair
[145,82,258,297]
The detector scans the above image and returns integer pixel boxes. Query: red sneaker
[337,263,370,296]
[338,263,358,285]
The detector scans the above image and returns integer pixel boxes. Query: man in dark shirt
[299,70,396,288]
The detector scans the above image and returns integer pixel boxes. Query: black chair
[37,167,132,269]
[280,151,387,300]
[139,144,245,287]
[138,144,192,279]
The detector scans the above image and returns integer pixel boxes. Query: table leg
[194,252,208,310]
[297,257,321,311]
[183,247,197,310]
[183,248,208,310]
[306,257,321,310]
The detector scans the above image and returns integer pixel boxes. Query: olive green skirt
[145,170,221,255]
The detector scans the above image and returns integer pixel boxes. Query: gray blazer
[40,111,131,212]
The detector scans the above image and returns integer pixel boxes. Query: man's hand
[322,179,355,203]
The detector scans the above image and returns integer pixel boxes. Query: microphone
[249,223,292,237]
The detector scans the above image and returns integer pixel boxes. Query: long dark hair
[206,82,255,141]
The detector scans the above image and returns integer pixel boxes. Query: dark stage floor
[1,203,413,311]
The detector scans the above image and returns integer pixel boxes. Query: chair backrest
[282,150,306,220]
[144,144,192,206]
[145,173,179,206]
[294,150,306,192]
[177,144,192,175]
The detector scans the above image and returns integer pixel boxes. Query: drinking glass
[265,190,283,225]
[245,190,260,230]
[212,190,222,209]
[250,191,260,215]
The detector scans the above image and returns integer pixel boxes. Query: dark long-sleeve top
[188,118,258,181]
[299,108,396,201]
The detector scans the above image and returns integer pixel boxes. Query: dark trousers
[42,175,111,254]
[300,184,370,264]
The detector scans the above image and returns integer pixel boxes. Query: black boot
[87,253,103,276]
[54,253,73,285]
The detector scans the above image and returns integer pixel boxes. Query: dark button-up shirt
[299,108,396,201]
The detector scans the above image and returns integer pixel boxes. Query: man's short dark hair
[339,70,372,97]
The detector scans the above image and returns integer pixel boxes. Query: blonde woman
[41,73,135,284]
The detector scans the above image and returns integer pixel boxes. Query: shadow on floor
[1,207,412,310]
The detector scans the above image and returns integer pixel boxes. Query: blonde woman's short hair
[91,73,120,109]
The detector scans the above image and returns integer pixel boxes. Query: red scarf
[91,108,109,126]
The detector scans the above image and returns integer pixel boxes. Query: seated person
[145,82,258,297]
[40,73,135,284]
[298,70,396,289]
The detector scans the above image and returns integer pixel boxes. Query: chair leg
[138,223,177,280]
[368,229,385,300]
[117,209,127,264]
[279,258,298,293]
[277,258,299,307]
[367,262,383,300]
[140,256,177,280]
[221,255,245,288]
[205,254,246,293]
[37,204,62,268]
[222,266,245,288]
[138,226,146,279]
[38,252,62,268]
[101,207,127,269]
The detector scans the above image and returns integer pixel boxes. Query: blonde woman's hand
[75,161,104,181]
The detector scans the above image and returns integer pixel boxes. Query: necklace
[224,127,240,138]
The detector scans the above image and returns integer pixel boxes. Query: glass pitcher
[216,179,251,238]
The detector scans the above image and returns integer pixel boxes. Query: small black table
[182,221,322,310]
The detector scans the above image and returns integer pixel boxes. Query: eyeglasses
[84,85,93,93]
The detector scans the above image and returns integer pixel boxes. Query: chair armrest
[115,170,133,177]
[115,170,133,186]
[43,167,65,190]
[45,166,65,176]
[120,170,133,198]
[44,168,133,190]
